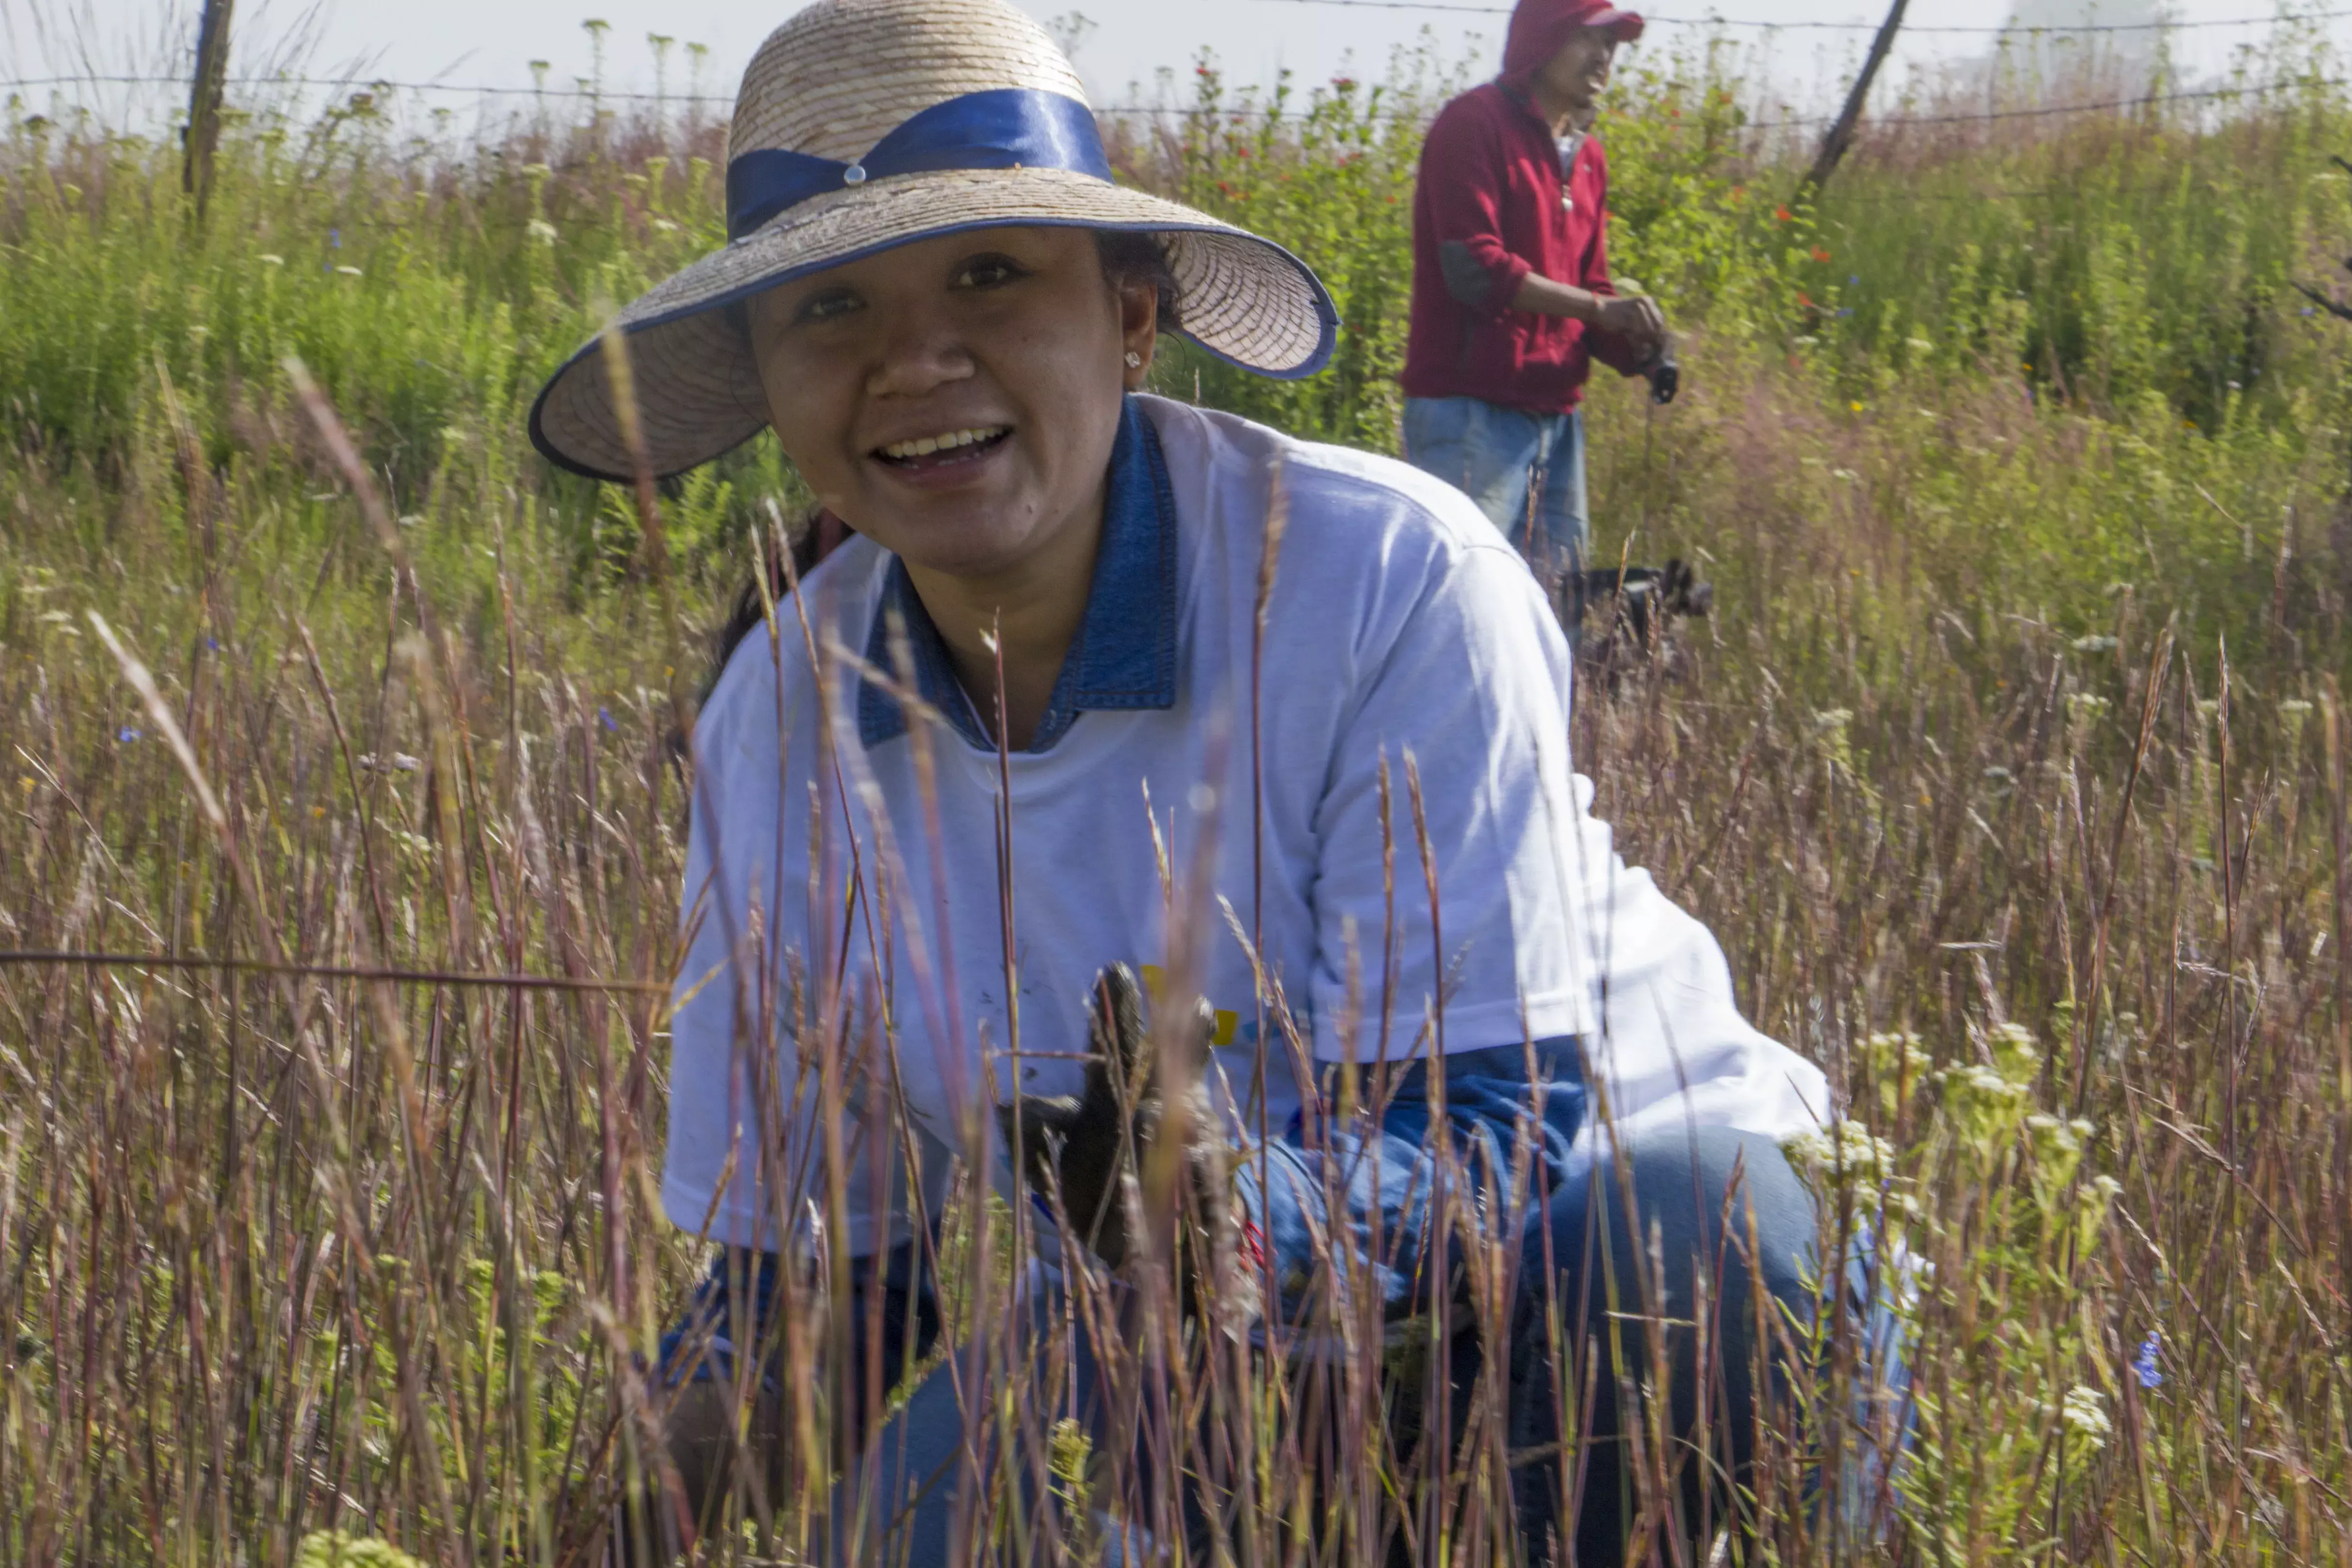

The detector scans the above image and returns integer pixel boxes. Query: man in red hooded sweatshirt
[1402,0,1666,574]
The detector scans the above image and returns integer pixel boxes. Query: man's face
[1536,26,1620,119]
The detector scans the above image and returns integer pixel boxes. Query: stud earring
[1124,351,1143,368]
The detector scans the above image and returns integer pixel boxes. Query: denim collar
[857,397,1178,753]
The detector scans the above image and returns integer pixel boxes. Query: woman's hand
[999,966,1239,1313]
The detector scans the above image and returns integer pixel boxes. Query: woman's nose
[866,315,975,399]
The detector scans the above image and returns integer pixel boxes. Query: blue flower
[2301,306,2318,317]
[1847,274,1859,286]
[206,637,219,652]
[599,705,618,732]
[118,727,142,743]
[1837,307,1854,318]
[2132,1331,2162,1389]
[329,226,341,248]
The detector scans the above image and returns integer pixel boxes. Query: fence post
[184,0,235,215]
[1797,0,1908,202]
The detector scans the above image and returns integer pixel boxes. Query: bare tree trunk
[1798,0,1908,201]
[184,0,235,215]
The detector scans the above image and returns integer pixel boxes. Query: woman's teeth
[879,426,1008,461]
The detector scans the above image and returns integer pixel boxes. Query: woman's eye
[797,290,860,325]
[954,255,1028,291]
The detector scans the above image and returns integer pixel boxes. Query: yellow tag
[1138,966,1238,1047]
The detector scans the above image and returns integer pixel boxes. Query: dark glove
[999,966,1239,1314]
[1645,333,1681,405]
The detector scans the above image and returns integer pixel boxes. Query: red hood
[1501,0,1645,92]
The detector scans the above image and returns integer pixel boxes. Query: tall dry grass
[0,20,2349,1566]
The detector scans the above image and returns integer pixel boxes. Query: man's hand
[1508,274,1669,363]
[1594,294,1667,361]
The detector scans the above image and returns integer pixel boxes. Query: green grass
[1,24,2350,1564]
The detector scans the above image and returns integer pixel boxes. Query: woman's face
[747,226,1158,581]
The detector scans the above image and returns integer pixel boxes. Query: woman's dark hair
[1094,229,1184,334]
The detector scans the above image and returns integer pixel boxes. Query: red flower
[1732,185,1746,200]
[1775,205,1792,222]
[1797,291,1814,308]
[1811,246,1832,263]
[1236,145,1250,159]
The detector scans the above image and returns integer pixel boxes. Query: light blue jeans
[1403,396,1590,570]
[811,1050,1910,1562]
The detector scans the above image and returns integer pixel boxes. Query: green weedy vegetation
[2,21,2349,1564]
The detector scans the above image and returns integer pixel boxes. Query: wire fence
[3,66,2344,133]
[1251,0,2352,30]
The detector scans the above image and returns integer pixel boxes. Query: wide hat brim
[529,167,1340,482]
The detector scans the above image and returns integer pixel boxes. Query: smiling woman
[544,0,1883,1563]
[741,227,1158,745]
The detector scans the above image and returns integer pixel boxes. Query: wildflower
[1987,1022,2040,1086]
[651,217,679,233]
[2132,1331,2162,1388]
[118,727,142,743]
[329,227,341,248]
[2056,1385,2112,1449]
[1847,273,1859,286]
[1837,307,1854,318]
[1797,291,1814,309]
[1332,75,1356,91]
[527,218,559,245]
[1774,204,1791,222]
[2070,635,2119,654]
[600,705,619,732]
[2066,692,2110,729]
[1848,399,1863,411]
[1782,1119,1898,1183]
[1864,1030,1931,1117]
[2077,1171,2122,1249]
[294,1532,427,1568]
[336,265,364,278]
[259,253,285,266]
[1811,245,1831,263]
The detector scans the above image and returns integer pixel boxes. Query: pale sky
[4,0,2342,129]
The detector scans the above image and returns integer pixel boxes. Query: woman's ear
[1118,276,1160,388]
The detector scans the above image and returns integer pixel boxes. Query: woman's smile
[869,423,1016,488]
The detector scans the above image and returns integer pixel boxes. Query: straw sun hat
[530,0,1341,482]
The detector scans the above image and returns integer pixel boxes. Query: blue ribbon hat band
[725,88,1114,241]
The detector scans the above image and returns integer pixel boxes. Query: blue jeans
[665,1054,1908,1561]
[1403,395,1590,570]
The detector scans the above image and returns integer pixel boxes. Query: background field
[3,20,2351,1565]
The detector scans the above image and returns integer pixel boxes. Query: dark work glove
[999,965,1240,1315]
[1645,333,1681,405]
